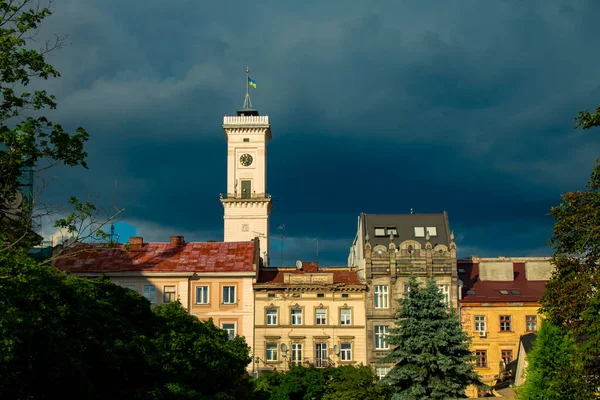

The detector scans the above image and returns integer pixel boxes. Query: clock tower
[221,68,272,264]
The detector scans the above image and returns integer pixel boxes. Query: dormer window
[414,227,425,237]
[374,227,386,237]
[426,227,437,237]
[499,290,509,295]
[386,228,397,236]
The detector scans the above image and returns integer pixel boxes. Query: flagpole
[246,66,249,98]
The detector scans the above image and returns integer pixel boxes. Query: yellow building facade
[458,257,552,397]
[252,262,367,376]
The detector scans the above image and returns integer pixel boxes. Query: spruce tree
[381,276,481,399]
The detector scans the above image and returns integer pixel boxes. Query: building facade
[458,257,553,397]
[220,98,272,264]
[348,213,458,377]
[252,262,367,376]
[54,236,261,372]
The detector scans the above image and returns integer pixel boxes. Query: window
[386,228,397,236]
[501,350,513,364]
[143,285,156,304]
[340,343,352,361]
[266,308,278,325]
[500,315,512,331]
[499,290,509,295]
[414,227,425,237]
[340,308,351,325]
[317,293,324,298]
[511,289,521,295]
[526,315,537,331]
[474,316,486,332]
[375,325,390,350]
[196,286,209,304]
[315,309,327,325]
[223,286,236,304]
[291,343,303,365]
[476,350,487,367]
[221,323,236,340]
[374,227,386,237]
[438,284,450,304]
[124,284,136,291]
[268,293,275,298]
[266,342,278,361]
[374,285,389,308]
[243,138,249,142]
[163,285,176,303]
[376,367,390,380]
[341,293,349,298]
[315,343,328,367]
[426,226,437,236]
[403,284,410,298]
[291,308,303,325]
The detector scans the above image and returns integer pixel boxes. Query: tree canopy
[381,276,481,399]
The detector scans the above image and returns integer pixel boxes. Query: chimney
[130,237,143,248]
[170,236,185,246]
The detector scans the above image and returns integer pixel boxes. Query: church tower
[221,68,272,264]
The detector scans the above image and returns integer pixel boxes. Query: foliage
[254,365,391,400]
[516,321,592,400]
[540,105,600,392]
[0,250,254,399]
[0,0,90,249]
[381,276,481,399]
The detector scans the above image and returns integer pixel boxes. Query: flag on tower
[248,77,257,88]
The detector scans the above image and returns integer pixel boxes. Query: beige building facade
[252,262,367,376]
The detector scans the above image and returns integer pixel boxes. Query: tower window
[243,138,249,142]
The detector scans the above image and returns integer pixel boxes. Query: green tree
[0,0,90,249]
[540,104,600,393]
[323,365,392,400]
[516,321,589,400]
[381,276,481,399]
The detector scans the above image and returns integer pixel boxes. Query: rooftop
[459,261,547,303]
[256,262,363,286]
[54,237,258,274]
[362,212,452,248]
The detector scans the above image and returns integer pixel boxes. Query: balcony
[220,192,272,200]
[289,358,335,368]
[223,115,270,125]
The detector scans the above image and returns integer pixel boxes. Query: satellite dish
[280,343,288,353]
[333,345,340,355]
[295,260,303,270]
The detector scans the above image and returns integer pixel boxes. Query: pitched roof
[256,262,363,286]
[362,212,451,249]
[520,332,537,353]
[54,241,257,273]
[458,262,547,303]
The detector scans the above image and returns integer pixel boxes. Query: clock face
[240,153,253,166]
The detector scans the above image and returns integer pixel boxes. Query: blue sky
[35,0,600,266]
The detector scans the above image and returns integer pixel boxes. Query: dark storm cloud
[33,0,600,265]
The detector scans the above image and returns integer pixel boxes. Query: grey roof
[362,212,451,249]
[520,332,537,353]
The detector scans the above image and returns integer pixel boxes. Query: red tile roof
[256,262,363,286]
[54,241,257,273]
[458,262,547,303]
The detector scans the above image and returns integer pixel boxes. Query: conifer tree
[381,276,481,399]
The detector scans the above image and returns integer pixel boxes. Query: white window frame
[374,227,386,237]
[266,308,278,325]
[375,325,390,350]
[223,286,236,304]
[163,285,176,303]
[374,285,389,309]
[340,343,352,361]
[414,227,425,237]
[143,285,156,304]
[196,286,209,304]
[221,322,236,340]
[291,308,303,325]
[340,308,351,325]
[291,343,303,364]
[438,284,450,305]
[386,228,398,236]
[266,342,278,361]
[426,226,437,237]
[474,315,486,332]
[315,308,327,325]
[376,367,390,380]
[526,315,538,331]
